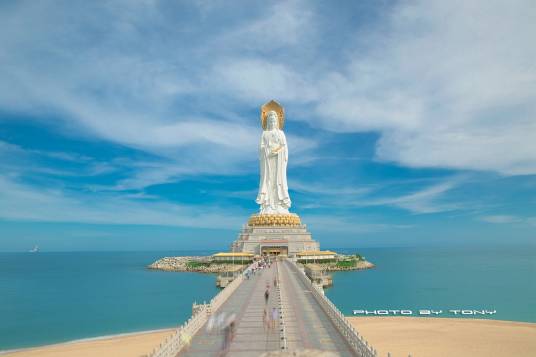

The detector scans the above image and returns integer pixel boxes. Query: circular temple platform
[248,213,302,227]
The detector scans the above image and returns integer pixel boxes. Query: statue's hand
[271,146,282,154]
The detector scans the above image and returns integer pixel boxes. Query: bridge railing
[287,259,378,357]
[275,260,287,351]
[149,262,255,357]
[210,270,244,313]
[149,303,209,357]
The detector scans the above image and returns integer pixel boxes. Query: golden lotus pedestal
[231,213,320,257]
[247,213,302,227]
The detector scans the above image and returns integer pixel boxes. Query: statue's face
[267,112,278,129]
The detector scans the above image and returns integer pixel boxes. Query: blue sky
[0,0,535,251]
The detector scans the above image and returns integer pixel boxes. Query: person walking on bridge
[264,288,269,304]
[271,307,278,330]
[220,314,236,356]
[263,308,270,330]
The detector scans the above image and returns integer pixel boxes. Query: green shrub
[297,258,336,264]
[186,261,211,268]
[211,260,251,265]
[336,259,357,268]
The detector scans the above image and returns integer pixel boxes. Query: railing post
[285,258,379,357]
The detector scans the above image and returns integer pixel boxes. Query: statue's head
[267,111,279,130]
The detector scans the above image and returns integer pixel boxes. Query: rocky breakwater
[148,256,245,273]
[322,260,375,271]
[314,254,375,272]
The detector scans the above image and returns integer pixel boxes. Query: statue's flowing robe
[256,128,291,213]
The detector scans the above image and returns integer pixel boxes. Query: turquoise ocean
[1,246,535,350]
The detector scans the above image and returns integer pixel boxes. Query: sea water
[0,246,535,350]
[0,251,219,350]
[326,246,536,323]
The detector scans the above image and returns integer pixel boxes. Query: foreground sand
[2,318,536,357]
[349,317,536,357]
[0,329,175,357]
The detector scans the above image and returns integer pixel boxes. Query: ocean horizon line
[2,243,534,253]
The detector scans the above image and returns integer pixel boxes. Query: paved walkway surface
[279,259,355,356]
[179,260,356,357]
[180,264,280,357]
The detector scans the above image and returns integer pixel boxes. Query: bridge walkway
[279,259,355,356]
[179,263,280,357]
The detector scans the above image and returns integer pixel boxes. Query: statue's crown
[261,100,285,130]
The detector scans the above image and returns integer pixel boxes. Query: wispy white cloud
[208,0,315,53]
[527,217,536,227]
[294,177,464,214]
[289,179,373,196]
[312,0,536,175]
[0,140,118,178]
[2,0,534,178]
[302,214,414,234]
[215,0,536,175]
[365,180,462,214]
[0,175,246,229]
[211,59,317,104]
[0,173,415,235]
[0,0,317,186]
[0,0,534,238]
[479,215,521,224]
[479,214,536,225]
[0,141,91,163]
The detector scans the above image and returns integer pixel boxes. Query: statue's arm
[259,133,268,154]
[281,132,288,161]
[260,133,274,158]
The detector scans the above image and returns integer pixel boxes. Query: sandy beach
[349,317,536,357]
[2,318,535,357]
[0,329,175,357]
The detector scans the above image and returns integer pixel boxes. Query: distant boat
[29,245,39,253]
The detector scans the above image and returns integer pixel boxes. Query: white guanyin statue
[256,102,291,214]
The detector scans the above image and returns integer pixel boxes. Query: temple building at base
[296,250,336,263]
[230,213,322,257]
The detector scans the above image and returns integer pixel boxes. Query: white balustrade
[275,261,287,351]
[149,262,256,357]
[286,259,378,357]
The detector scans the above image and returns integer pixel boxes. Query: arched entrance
[261,246,288,256]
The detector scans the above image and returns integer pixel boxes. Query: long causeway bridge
[149,259,383,357]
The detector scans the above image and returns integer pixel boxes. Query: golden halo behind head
[261,100,285,130]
